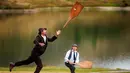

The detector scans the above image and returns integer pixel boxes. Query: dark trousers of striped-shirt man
[65,62,75,73]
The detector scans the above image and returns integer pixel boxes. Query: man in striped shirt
[64,44,79,73]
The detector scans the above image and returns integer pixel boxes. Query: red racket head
[70,1,84,19]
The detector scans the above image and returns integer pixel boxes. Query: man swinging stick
[9,28,61,73]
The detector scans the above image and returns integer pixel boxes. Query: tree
[122,0,128,7]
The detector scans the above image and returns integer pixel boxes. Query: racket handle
[63,17,71,28]
[59,17,71,31]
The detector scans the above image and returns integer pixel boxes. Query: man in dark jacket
[9,28,61,73]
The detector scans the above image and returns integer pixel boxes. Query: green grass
[0,66,116,72]
[0,66,130,73]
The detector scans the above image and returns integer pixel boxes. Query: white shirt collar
[41,35,46,43]
[71,50,77,53]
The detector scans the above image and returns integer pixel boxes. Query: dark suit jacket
[32,34,57,56]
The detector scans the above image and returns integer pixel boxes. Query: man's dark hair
[38,28,47,35]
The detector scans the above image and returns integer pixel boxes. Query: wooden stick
[62,1,84,29]
[63,17,71,28]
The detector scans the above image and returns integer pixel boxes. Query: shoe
[9,62,15,72]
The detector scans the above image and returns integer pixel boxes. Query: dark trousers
[15,52,43,73]
[65,62,75,73]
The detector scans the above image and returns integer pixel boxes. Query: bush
[104,3,120,6]
[0,5,12,9]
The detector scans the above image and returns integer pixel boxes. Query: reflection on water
[0,11,130,69]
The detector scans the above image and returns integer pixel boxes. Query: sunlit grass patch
[0,66,115,72]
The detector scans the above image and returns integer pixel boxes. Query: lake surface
[0,9,130,69]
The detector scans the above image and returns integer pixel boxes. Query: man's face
[72,46,78,51]
[41,30,47,35]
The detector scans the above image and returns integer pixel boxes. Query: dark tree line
[122,0,128,7]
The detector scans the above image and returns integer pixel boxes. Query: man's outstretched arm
[48,30,61,42]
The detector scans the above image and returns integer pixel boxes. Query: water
[0,10,130,69]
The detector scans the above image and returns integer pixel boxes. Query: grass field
[0,66,130,73]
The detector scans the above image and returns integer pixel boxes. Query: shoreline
[0,7,130,14]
